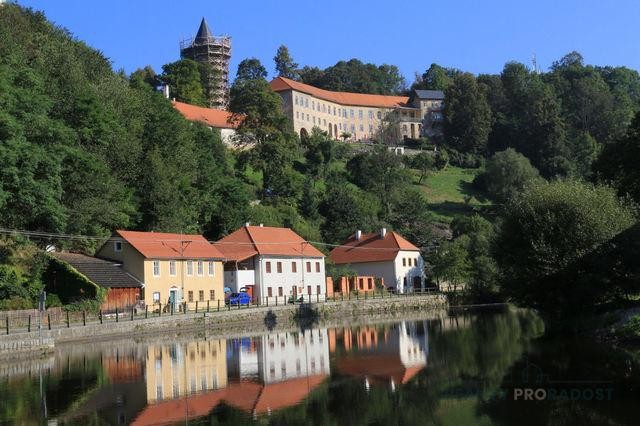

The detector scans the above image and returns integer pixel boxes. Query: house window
[277,262,282,273]
[210,290,215,300]
[403,258,407,267]
[306,114,309,121]
[369,124,374,133]
[153,292,160,302]
[359,110,363,119]
[333,107,336,115]
[315,262,320,273]
[169,260,176,276]
[114,241,122,252]
[307,285,312,295]
[186,261,193,276]
[295,96,298,105]
[350,109,354,118]
[266,262,272,273]
[306,262,311,273]
[199,290,204,302]
[292,262,297,273]
[377,111,382,119]
[305,98,309,107]
[368,110,373,119]
[359,124,364,132]
[208,261,214,276]
[296,111,299,119]
[197,261,203,276]
[278,287,283,296]
[268,287,273,297]
[153,260,160,277]
[188,291,194,302]
[317,285,321,294]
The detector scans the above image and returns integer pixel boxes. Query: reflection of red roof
[337,354,424,385]
[270,77,410,108]
[330,231,420,264]
[115,230,224,260]
[172,101,243,129]
[131,376,327,425]
[215,225,324,262]
[254,375,327,414]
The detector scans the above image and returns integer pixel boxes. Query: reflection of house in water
[131,330,330,424]
[144,340,228,403]
[331,321,429,389]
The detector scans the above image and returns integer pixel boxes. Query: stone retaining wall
[0,294,447,359]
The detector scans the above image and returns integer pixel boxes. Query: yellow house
[96,230,225,311]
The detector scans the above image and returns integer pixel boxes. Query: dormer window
[114,241,122,252]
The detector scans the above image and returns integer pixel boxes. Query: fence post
[28,315,31,333]
[184,302,187,314]
[207,300,210,313]
[217,300,220,312]
[115,307,119,323]
[266,297,269,307]
[275,296,278,306]
[159,302,162,317]
[5,317,8,335]
[82,311,86,326]
[131,307,134,321]
[195,301,198,313]
[66,311,70,328]
[48,313,52,329]
[145,306,148,319]
[171,303,174,316]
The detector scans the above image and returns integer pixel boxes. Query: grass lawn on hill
[414,166,492,223]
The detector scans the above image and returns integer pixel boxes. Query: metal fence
[0,288,442,336]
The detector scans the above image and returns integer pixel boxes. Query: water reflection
[1,309,638,425]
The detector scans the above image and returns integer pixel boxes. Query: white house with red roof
[329,228,424,293]
[95,230,226,311]
[172,100,244,145]
[214,224,326,303]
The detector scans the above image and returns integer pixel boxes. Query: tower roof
[195,17,213,42]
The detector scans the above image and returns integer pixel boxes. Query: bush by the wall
[42,256,106,307]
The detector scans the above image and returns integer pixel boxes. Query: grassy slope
[413,166,491,223]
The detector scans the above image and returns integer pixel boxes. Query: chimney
[355,230,362,241]
[245,222,251,227]
[162,84,170,99]
[380,228,387,238]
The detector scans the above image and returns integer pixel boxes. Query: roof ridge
[244,226,260,254]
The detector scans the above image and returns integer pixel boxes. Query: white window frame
[153,260,160,277]
[186,260,193,276]
[114,241,122,252]
[197,260,204,276]
[208,261,215,276]
[153,292,160,302]
[169,260,176,276]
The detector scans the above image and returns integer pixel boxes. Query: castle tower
[180,18,231,109]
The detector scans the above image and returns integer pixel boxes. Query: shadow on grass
[459,180,490,204]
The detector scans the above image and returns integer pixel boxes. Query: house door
[169,288,180,311]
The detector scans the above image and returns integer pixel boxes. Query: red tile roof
[329,231,420,264]
[115,230,224,260]
[172,101,243,129]
[270,77,410,108]
[215,225,324,261]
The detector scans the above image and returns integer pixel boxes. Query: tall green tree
[443,73,493,157]
[160,59,207,106]
[274,45,299,80]
[411,63,458,91]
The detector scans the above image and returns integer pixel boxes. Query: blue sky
[16,0,640,84]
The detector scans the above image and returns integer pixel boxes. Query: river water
[0,307,638,425]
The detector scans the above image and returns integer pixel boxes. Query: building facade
[215,224,326,304]
[180,18,231,109]
[95,230,225,311]
[270,77,444,143]
[329,228,424,293]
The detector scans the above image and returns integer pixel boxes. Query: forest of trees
[1,4,639,320]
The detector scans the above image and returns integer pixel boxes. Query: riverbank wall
[0,294,447,360]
